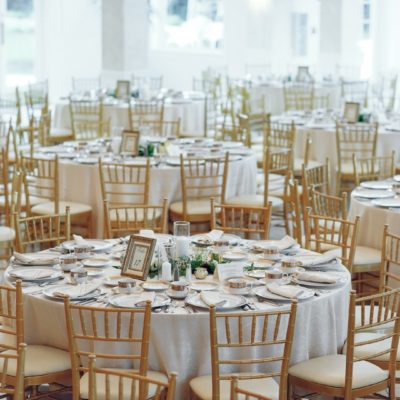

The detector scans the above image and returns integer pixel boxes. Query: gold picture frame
[120,129,140,155]
[121,235,157,280]
[343,101,360,124]
[116,80,131,99]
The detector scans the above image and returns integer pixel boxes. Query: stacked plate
[353,188,394,199]
[8,267,62,283]
[62,240,114,254]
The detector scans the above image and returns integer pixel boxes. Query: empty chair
[341,79,369,107]
[71,76,101,94]
[131,75,163,96]
[283,82,314,111]
[128,100,164,134]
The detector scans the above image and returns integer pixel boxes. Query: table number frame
[120,129,140,156]
[343,101,360,124]
[121,235,156,280]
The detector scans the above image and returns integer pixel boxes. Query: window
[149,0,224,51]
[362,0,371,39]
[291,13,307,57]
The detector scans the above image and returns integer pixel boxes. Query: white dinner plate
[8,268,61,281]
[292,274,347,288]
[360,180,393,190]
[82,258,111,268]
[223,251,248,261]
[353,189,395,199]
[245,269,268,279]
[191,233,241,247]
[190,281,219,291]
[186,293,247,310]
[141,281,169,291]
[371,198,400,208]
[62,240,114,253]
[252,285,314,302]
[11,253,60,266]
[103,274,123,287]
[42,285,101,301]
[108,293,170,309]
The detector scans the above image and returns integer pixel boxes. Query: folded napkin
[200,292,227,307]
[53,283,100,298]
[253,236,297,252]
[296,271,338,284]
[139,230,155,238]
[133,292,156,307]
[73,234,91,246]
[13,252,58,265]
[165,144,180,157]
[9,269,54,280]
[267,283,304,299]
[206,230,224,242]
[294,254,337,267]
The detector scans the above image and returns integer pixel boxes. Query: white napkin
[200,292,227,307]
[139,230,155,238]
[165,144,180,157]
[73,234,91,246]
[9,269,54,280]
[53,283,100,298]
[267,283,304,299]
[133,292,156,307]
[294,254,337,267]
[253,236,297,252]
[13,252,58,265]
[296,271,338,284]
[206,230,224,242]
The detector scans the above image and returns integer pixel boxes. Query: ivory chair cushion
[343,332,399,362]
[288,354,388,389]
[338,162,354,177]
[225,194,283,210]
[355,306,395,334]
[1,345,70,376]
[190,373,279,400]
[324,246,381,266]
[169,200,211,216]
[80,369,168,400]
[31,201,92,215]
[0,227,15,242]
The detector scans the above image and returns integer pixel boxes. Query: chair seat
[355,305,395,334]
[190,373,279,400]
[324,245,381,266]
[288,354,388,389]
[343,332,399,362]
[0,195,45,209]
[294,158,322,175]
[31,201,92,215]
[0,227,15,242]
[79,369,168,400]
[49,128,72,138]
[226,194,283,210]
[1,345,70,376]
[169,200,211,216]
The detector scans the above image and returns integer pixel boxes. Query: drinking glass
[173,221,190,237]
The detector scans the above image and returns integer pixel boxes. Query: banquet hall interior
[0,0,400,399]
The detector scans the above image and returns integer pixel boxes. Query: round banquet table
[56,154,257,238]
[8,261,351,399]
[53,97,206,137]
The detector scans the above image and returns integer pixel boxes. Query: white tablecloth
[53,98,205,136]
[15,266,350,399]
[58,155,257,238]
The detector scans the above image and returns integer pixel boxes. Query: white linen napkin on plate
[133,292,156,307]
[200,292,227,307]
[53,283,100,298]
[267,283,304,299]
[9,269,54,280]
[296,271,338,284]
[139,230,155,238]
[73,234,91,246]
[13,252,58,265]
[206,230,224,242]
[294,254,337,267]
[253,236,297,252]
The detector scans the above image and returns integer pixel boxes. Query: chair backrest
[285,178,303,246]
[180,153,229,218]
[230,375,272,400]
[283,83,314,111]
[99,159,150,206]
[313,94,330,109]
[379,225,400,292]
[104,199,168,239]
[131,75,163,93]
[0,343,26,400]
[210,198,272,240]
[88,355,176,400]
[341,80,369,107]
[209,301,297,400]
[310,188,347,220]
[25,80,49,120]
[38,111,52,147]
[71,77,101,94]
[265,122,295,152]
[0,147,9,216]
[128,100,164,133]
[69,99,107,140]
[13,207,71,252]
[305,210,359,270]
[20,154,58,214]
[344,289,400,398]
[161,119,181,137]
[0,280,23,351]
[64,298,152,396]
[336,123,378,173]
[352,151,396,186]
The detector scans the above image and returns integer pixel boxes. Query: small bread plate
[141,281,169,291]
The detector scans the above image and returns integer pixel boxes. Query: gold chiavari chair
[283,82,314,111]
[353,151,396,187]
[131,75,163,95]
[25,80,49,122]
[341,79,369,108]
[313,93,330,109]
[13,207,70,252]
[21,155,93,236]
[230,376,272,400]
[379,225,400,293]
[161,119,181,137]
[289,290,399,400]
[71,77,101,94]
[128,100,164,134]
[169,153,229,229]
[265,121,296,152]
[293,133,322,178]
[0,281,71,397]
[189,301,298,400]
[69,99,110,140]
[210,198,272,240]
[88,355,176,400]
[64,298,167,400]
[38,112,73,146]
[285,178,303,246]
[310,187,347,220]
[104,199,168,239]
[335,122,378,193]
